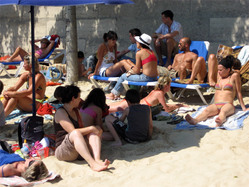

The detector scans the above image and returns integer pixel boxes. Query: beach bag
[45,66,63,82]
[18,116,44,148]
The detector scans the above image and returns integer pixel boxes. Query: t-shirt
[155,20,183,43]
[0,102,5,126]
[0,150,25,166]
[125,104,150,142]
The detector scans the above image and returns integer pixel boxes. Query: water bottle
[21,139,30,158]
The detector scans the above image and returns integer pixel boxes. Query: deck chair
[0,61,24,78]
[38,37,66,65]
[90,75,119,89]
[169,41,211,104]
[122,80,174,99]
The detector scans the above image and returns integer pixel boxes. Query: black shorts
[112,120,140,144]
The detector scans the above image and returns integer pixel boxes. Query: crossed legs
[105,59,134,77]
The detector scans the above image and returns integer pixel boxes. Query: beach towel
[5,109,31,123]
[0,171,59,186]
[175,106,249,130]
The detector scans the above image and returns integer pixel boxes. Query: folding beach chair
[90,75,119,89]
[0,61,24,78]
[169,41,211,104]
[38,37,66,65]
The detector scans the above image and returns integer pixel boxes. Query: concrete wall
[0,0,248,58]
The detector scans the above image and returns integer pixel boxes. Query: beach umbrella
[0,0,134,117]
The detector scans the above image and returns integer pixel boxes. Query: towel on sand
[0,171,59,186]
[175,106,249,130]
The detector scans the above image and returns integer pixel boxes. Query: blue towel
[175,105,249,130]
[5,109,31,123]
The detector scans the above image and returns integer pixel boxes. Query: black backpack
[18,116,44,148]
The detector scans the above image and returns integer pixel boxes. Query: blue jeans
[111,73,157,96]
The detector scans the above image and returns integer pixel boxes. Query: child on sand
[104,89,153,146]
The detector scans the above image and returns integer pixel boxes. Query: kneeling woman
[186,56,249,127]
[54,85,109,172]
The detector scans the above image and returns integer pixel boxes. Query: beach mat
[175,105,249,130]
[0,171,59,186]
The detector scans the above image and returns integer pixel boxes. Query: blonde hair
[22,160,49,182]
[24,55,40,73]
[155,75,171,90]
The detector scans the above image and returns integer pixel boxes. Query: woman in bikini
[88,31,134,78]
[106,33,158,100]
[54,85,110,172]
[80,88,106,129]
[2,38,54,62]
[2,55,46,117]
[186,55,249,127]
[108,75,187,113]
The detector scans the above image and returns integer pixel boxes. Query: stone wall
[0,0,248,58]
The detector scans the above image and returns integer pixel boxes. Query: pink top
[80,107,97,119]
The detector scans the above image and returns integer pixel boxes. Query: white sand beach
[1,68,249,187]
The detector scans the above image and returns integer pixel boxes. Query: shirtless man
[167,37,207,84]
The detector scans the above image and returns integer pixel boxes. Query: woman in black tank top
[53,85,110,172]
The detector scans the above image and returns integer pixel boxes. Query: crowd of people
[0,8,249,178]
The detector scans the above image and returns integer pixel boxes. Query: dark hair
[78,51,84,59]
[0,80,3,94]
[233,58,241,70]
[40,38,50,47]
[219,55,240,71]
[129,28,142,37]
[54,85,81,104]
[103,31,118,42]
[125,89,140,104]
[161,10,174,20]
[140,43,150,50]
[82,88,106,111]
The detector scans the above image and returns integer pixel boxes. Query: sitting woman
[109,75,187,113]
[186,55,249,127]
[107,33,158,100]
[0,144,48,181]
[2,38,55,62]
[54,85,109,172]
[88,31,134,78]
[2,55,46,117]
[80,88,106,129]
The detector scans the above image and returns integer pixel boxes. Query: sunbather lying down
[108,75,188,113]
[2,37,55,63]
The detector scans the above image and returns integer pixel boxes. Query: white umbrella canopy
[0,0,134,116]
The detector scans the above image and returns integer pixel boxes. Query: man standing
[168,37,207,84]
[153,10,183,67]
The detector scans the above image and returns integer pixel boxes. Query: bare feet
[90,162,108,172]
[2,58,11,63]
[215,117,225,127]
[106,93,121,101]
[96,159,111,167]
[185,114,197,125]
[186,79,194,84]
[209,81,216,87]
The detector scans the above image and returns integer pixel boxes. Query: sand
[1,68,249,187]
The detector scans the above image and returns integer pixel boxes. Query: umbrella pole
[31,6,36,117]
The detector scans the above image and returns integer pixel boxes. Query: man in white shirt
[152,10,183,68]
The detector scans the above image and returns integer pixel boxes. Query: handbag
[18,116,44,148]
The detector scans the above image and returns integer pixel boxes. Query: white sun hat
[134,33,152,49]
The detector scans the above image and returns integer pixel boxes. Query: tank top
[125,105,150,142]
[99,44,115,75]
[54,107,80,148]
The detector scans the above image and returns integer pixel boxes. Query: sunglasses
[28,160,35,167]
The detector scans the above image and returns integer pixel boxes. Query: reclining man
[167,37,207,84]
